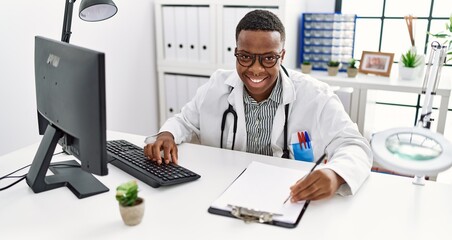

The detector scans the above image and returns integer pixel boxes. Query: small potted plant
[399,49,422,80]
[116,180,145,226]
[326,60,340,76]
[300,60,312,74]
[347,58,358,78]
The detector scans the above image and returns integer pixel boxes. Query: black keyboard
[106,140,200,188]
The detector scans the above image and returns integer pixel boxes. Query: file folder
[222,7,237,65]
[176,75,188,113]
[174,6,188,61]
[162,6,176,61]
[186,6,200,61]
[198,6,210,63]
[208,161,310,228]
[164,74,177,119]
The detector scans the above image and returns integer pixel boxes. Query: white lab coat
[158,68,373,195]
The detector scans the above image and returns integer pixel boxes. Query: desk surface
[310,70,452,95]
[1,131,452,240]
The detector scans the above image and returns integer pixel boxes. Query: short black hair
[235,10,285,43]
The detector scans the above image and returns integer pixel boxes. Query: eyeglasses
[234,50,282,68]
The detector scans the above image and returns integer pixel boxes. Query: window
[337,0,452,137]
[338,0,451,63]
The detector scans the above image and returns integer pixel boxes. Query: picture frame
[358,51,394,77]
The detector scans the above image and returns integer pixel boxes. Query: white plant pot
[399,46,425,80]
[119,197,145,226]
[399,66,422,80]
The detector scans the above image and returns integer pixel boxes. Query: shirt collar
[244,76,283,105]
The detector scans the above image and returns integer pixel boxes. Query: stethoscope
[220,66,290,159]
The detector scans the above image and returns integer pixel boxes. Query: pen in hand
[283,153,327,204]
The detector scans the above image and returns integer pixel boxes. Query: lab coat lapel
[271,71,296,155]
[226,77,247,151]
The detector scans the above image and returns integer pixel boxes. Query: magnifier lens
[385,132,442,161]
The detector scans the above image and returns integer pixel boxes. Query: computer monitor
[26,36,109,198]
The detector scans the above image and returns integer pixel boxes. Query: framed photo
[358,51,394,77]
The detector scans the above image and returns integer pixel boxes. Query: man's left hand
[289,169,345,202]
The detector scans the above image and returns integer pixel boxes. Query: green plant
[327,60,340,67]
[428,14,452,62]
[302,60,311,65]
[348,59,357,69]
[401,50,421,68]
[116,180,139,206]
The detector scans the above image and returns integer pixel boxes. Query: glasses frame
[234,49,283,68]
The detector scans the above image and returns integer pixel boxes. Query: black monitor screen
[27,36,109,198]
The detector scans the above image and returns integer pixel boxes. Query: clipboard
[208,161,311,228]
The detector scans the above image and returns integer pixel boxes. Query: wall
[0,0,333,156]
[0,0,159,156]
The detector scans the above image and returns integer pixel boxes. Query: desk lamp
[61,0,118,43]
[371,42,452,185]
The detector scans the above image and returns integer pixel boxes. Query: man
[144,10,372,202]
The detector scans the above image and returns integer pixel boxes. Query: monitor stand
[26,125,109,199]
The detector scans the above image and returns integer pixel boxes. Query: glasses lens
[261,55,280,68]
[235,53,254,67]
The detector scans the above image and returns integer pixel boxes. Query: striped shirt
[243,78,283,156]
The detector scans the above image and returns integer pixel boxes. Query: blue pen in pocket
[291,131,314,162]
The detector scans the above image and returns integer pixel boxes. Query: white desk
[1,131,452,240]
[310,71,451,135]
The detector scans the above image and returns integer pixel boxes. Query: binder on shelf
[175,75,188,113]
[162,6,176,61]
[198,6,210,63]
[174,6,188,61]
[222,7,237,65]
[186,6,200,61]
[164,74,177,119]
[208,161,310,228]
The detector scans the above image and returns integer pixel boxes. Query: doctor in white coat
[145,10,372,201]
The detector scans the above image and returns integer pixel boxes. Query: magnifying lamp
[371,42,452,185]
[61,0,118,43]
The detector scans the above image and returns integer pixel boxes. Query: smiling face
[236,30,285,102]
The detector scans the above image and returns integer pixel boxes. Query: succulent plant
[401,50,421,68]
[116,180,139,206]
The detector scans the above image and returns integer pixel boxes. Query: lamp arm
[418,41,448,128]
[61,0,76,43]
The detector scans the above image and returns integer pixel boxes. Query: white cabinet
[155,0,305,125]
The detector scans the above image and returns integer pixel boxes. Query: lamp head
[79,0,118,22]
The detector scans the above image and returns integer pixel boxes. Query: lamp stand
[61,0,76,43]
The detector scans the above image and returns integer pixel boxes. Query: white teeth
[250,78,264,83]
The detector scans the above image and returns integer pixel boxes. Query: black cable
[0,176,26,191]
[0,164,31,180]
[0,152,81,191]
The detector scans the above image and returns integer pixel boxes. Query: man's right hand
[143,132,178,165]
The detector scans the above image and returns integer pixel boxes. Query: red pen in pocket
[297,131,307,149]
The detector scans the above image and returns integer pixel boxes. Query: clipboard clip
[228,204,283,223]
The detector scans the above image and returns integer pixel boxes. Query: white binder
[162,6,176,61]
[222,7,237,65]
[176,75,188,113]
[186,6,200,62]
[174,6,188,62]
[198,6,210,63]
[164,74,177,119]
